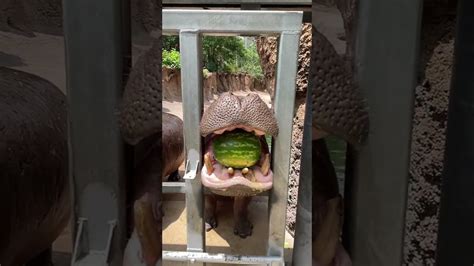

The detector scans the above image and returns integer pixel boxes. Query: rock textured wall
[256,23,312,100]
[403,2,457,265]
[162,68,266,102]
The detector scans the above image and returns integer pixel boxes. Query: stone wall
[162,68,267,102]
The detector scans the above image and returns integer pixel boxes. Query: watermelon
[212,130,261,168]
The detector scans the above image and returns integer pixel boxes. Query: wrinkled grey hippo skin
[122,112,184,266]
[0,67,69,266]
[312,1,369,265]
[119,38,187,265]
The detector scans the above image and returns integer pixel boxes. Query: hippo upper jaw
[200,92,279,138]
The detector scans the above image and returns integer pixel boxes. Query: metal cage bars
[161,9,303,265]
[64,0,130,264]
[344,0,423,265]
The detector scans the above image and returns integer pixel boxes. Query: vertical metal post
[291,71,312,265]
[180,29,206,264]
[267,31,301,263]
[436,0,474,264]
[63,0,130,264]
[345,0,423,265]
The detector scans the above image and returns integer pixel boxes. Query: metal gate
[161,9,303,265]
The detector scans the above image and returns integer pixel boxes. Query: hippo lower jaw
[201,164,273,197]
[201,126,274,197]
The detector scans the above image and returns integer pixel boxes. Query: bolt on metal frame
[162,9,303,265]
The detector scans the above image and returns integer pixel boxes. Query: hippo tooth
[242,167,249,174]
[204,153,214,174]
[246,169,257,182]
[261,154,270,176]
[254,129,265,136]
[227,167,234,175]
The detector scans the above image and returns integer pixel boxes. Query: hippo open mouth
[201,127,273,196]
[200,92,279,197]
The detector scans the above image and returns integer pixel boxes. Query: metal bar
[291,48,313,265]
[180,29,206,260]
[436,0,474,264]
[163,251,283,264]
[346,0,423,265]
[267,31,301,262]
[63,0,129,264]
[163,182,187,194]
[163,0,311,4]
[163,10,303,35]
[162,182,271,196]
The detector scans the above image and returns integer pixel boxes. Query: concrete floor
[51,193,294,266]
[162,194,294,266]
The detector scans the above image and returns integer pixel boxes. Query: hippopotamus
[199,92,278,237]
[132,112,184,181]
[119,39,186,265]
[161,113,184,181]
[0,67,70,266]
[121,111,184,266]
[312,0,369,265]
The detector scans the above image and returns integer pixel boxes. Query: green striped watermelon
[212,130,261,168]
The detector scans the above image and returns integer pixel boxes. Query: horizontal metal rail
[163,251,283,264]
[163,10,303,35]
[163,182,270,196]
[163,0,310,5]
[163,182,187,193]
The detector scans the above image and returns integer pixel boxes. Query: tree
[162,35,262,77]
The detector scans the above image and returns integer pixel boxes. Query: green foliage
[162,49,181,69]
[241,42,264,79]
[202,36,246,73]
[203,68,211,78]
[161,35,263,78]
[163,36,179,51]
